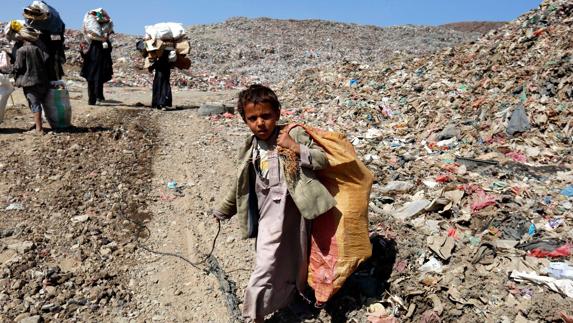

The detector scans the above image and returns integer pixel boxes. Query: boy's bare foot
[25,129,45,136]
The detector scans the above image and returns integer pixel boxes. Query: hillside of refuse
[55,17,495,91]
[256,0,571,321]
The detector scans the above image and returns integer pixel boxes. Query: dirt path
[0,84,260,322]
[2,85,341,322]
[124,89,261,322]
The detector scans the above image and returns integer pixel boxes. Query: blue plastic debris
[560,185,573,197]
[167,180,177,190]
[528,223,536,236]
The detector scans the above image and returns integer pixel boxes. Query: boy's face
[243,102,279,141]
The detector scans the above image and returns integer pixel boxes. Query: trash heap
[141,22,191,71]
[57,18,488,91]
[253,0,571,320]
[206,0,571,321]
[185,17,486,88]
[82,8,113,42]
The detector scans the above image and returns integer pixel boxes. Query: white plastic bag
[43,81,72,129]
[145,22,185,41]
[0,51,11,72]
[0,74,14,124]
[511,270,573,298]
[32,1,50,14]
[83,9,113,41]
[83,13,104,40]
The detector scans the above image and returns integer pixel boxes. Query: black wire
[125,209,221,272]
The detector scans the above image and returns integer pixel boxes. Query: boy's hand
[213,209,228,221]
[278,127,300,155]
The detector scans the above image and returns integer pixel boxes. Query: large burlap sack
[292,125,373,305]
[44,82,72,129]
[0,75,14,123]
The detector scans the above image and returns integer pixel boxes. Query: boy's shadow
[0,128,28,134]
[267,234,397,323]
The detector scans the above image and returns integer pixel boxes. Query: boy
[11,26,50,134]
[214,84,336,322]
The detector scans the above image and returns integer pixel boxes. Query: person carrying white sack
[80,8,114,106]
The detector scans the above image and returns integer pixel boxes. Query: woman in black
[148,50,172,109]
[80,39,113,105]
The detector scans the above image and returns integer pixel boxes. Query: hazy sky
[0,0,543,35]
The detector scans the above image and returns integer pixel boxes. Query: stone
[197,103,234,116]
[7,241,34,254]
[17,315,42,323]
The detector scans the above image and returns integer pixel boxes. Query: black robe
[81,40,113,104]
[38,31,66,81]
[149,51,172,108]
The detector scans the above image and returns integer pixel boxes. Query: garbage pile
[441,21,506,34]
[185,17,488,88]
[58,17,489,91]
[251,0,571,321]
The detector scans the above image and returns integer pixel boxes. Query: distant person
[148,50,173,109]
[11,27,50,134]
[81,8,114,106]
[80,37,113,105]
[213,84,336,322]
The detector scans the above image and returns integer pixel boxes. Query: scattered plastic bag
[380,181,414,194]
[548,262,573,280]
[420,257,443,273]
[506,151,527,163]
[530,244,572,258]
[506,104,531,136]
[561,185,573,198]
[510,270,573,298]
[471,190,497,213]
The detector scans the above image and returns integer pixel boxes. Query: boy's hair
[237,84,281,119]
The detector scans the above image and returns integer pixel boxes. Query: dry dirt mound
[0,106,157,321]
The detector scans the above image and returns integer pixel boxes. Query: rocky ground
[2,1,573,322]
